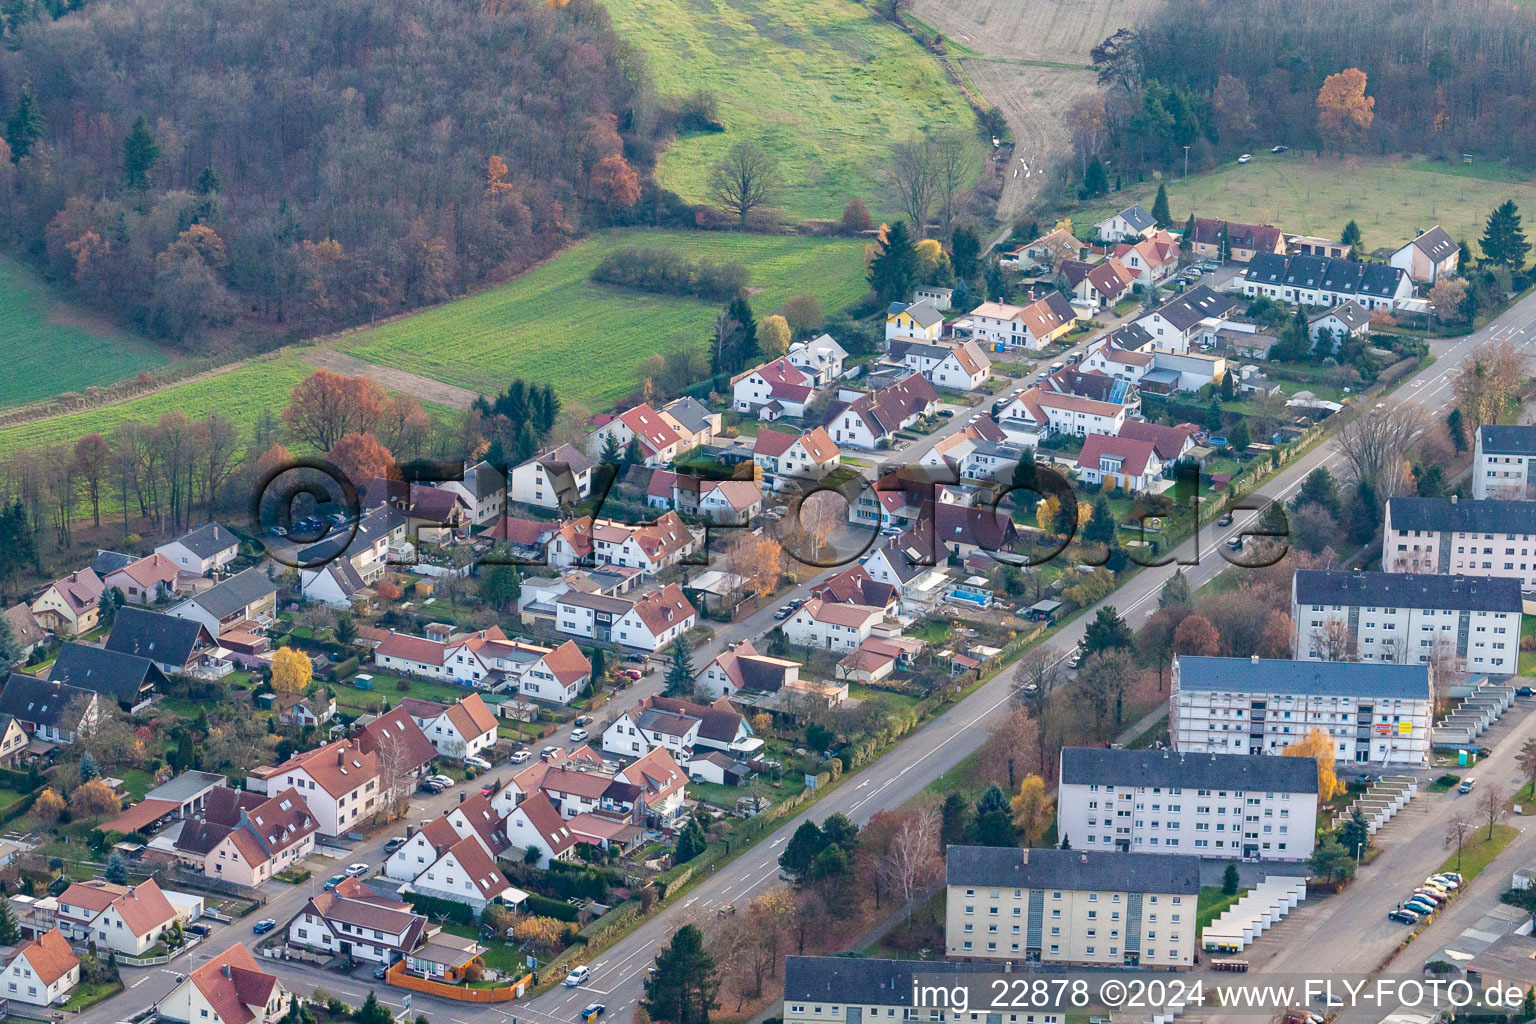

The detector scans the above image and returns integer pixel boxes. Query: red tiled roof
[17,928,78,986]
[1076,432,1159,478]
[374,632,448,667]
[187,942,279,1024]
[627,583,696,636]
[541,641,591,686]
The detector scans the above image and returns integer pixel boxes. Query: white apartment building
[1384,495,1536,593]
[944,846,1200,968]
[244,740,381,838]
[1057,747,1318,862]
[1170,655,1433,768]
[1293,569,1522,675]
[1474,425,1536,500]
[508,444,594,510]
[783,957,1061,1024]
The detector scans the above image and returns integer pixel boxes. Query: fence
[383,961,529,1002]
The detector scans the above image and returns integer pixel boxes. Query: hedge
[575,899,642,946]
[523,892,580,922]
[329,656,360,681]
[403,891,475,926]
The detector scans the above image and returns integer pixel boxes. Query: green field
[0,256,172,409]
[341,229,871,409]
[0,352,319,459]
[603,0,975,219]
[1082,153,1536,254]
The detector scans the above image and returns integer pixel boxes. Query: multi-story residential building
[783,957,1053,1024]
[508,444,594,510]
[1095,203,1158,243]
[732,357,818,420]
[0,675,101,746]
[782,599,885,651]
[396,694,500,759]
[884,301,945,344]
[1170,655,1433,767]
[102,553,182,606]
[31,569,104,636]
[443,460,508,527]
[827,374,940,448]
[585,404,685,466]
[1132,286,1242,352]
[893,340,992,391]
[1075,433,1163,492]
[105,608,215,676]
[1056,747,1318,861]
[1474,425,1536,500]
[1390,225,1459,283]
[698,639,802,699]
[168,566,278,637]
[998,387,1129,444]
[1384,495,1536,592]
[944,846,1201,967]
[786,334,848,385]
[157,942,291,1024]
[1186,218,1286,263]
[1292,569,1522,675]
[1238,253,1414,311]
[613,583,697,652]
[286,877,426,965]
[155,523,240,577]
[57,878,179,956]
[244,739,381,837]
[49,642,167,708]
[546,513,700,574]
[296,505,406,608]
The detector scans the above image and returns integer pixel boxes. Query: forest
[1080,0,1536,178]
[0,0,672,347]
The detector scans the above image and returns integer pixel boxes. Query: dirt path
[305,349,483,410]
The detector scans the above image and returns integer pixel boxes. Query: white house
[787,334,848,386]
[964,294,1075,351]
[297,505,406,607]
[914,285,954,311]
[286,876,426,965]
[998,387,1128,440]
[896,340,992,391]
[586,404,684,466]
[508,444,594,510]
[171,786,317,888]
[1473,425,1536,500]
[398,694,501,759]
[155,524,240,577]
[443,460,508,527]
[1170,655,1433,767]
[828,374,938,448]
[1075,433,1164,492]
[884,301,945,344]
[167,566,278,637]
[503,792,578,867]
[782,599,884,650]
[0,928,78,1006]
[157,943,290,1024]
[1095,203,1157,242]
[1292,569,1522,675]
[243,739,380,838]
[752,427,840,491]
[602,704,700,759]
[615,747,689,823]
[1390,225,1460,284]
[548,513,700,575]
[1383,495,1536,592]
[732,357,817,420]
[409,833,521,915]
[1307,301,1372,352]
[1239,253,1414,312]
[1056,747,1319,861]
[613,583,697,652]
[385,818,470,881]
[60,878,178,956]
[1113,232,1180,286]
[698,639,801,699]
[1134,286,1243,352]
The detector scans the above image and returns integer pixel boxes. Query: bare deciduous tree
[928,128,975,233]
[1478,782,1508,839]
[881,807,942,923]
[1443,816,1474,872]
[1312,618,1355,662]
[888,136,938,234]
[375,731,417,819]
[1335,401,1427,500]
[1454,339,1528,432]
[709,141,781,224]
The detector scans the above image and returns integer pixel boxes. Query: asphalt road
[77,287,1536,1024]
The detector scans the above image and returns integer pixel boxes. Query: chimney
[222,964,231,979]
[1251,654,1260,664]
[459,792,466,803]
[338,751,344,765]
[1451,494,1459,504]
[127,886,135,897]
[405,825,415,839]
[1079,853,1088,864]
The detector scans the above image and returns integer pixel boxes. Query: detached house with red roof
[753,427,840,491]
[31,569,104,636]
[1076,433,1165,492]
[245,739,380,838]
[170,786,317,887]
[613,583,697,652]
[103,553,183,606]
[158,941,291,1024]
[782,599,886,651]
[699,639,802,699]
[586,404,685,466]
[355,706,438,776]
[1,928,79,1005]
[1114,231,1180,287]
[615,747,689,823]
[827,373,939,449]
[286,876,426,966]
[548,513,699,575]
[397,694,499,760]
[58,878,178,955]
[893,340,993,391]
[504,791,579,867]
[732,357,818,421]
[964,294,1075,351]
[998,387,1129,443]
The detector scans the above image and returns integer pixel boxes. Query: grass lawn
[1440,823,1518,881]
[848,682,921,711]
[60,978,125,1011]
[601,0,975,220]
[1079,152,1536,254]
[1196,886,1247,933]
[443,921,522,974]
[341,229,870,411]
[0,256,172,410]
[0,352,318,460]
[1427,773,1461,793]
[332,674,493,717]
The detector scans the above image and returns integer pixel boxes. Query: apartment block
[1383,496,1536,592]
[944,846,1200,968]
[1057,747,1318,862]
[1170,655,1432,768]
[1473,425,1536,500]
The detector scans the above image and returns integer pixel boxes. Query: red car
[618,668,643,681]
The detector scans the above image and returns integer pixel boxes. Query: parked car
[540,745,561,758]
[617,668,643,680]
[938,409,953,418]
[1388,909,1419,925]
[252,919,277,935]
[570,728,589,743]
[345,862,369,877]
[324,874,346,890]
[1226,536,1245,551]
[1519,687,1534,697]
[1218,513,1234,527]
[1430,874,1461,889]
[774,605,794,620]
[1458,777,1476,794]
[373,966,388,980]
[1439,872,1463,884]
[1238,153,1252,163]
[465,755,493,771]
[1411,888,1446,904]
[430,774,455,788]
[573,716,592,728]
[510,750,533,764]
[565,965,591,987]
[187,923,211,936]
[418,779,445,794]
[383,837,407,855]
[1403,900,1436,917]
[1271,144,1289,153]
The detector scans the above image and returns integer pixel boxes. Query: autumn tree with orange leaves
[282,370,388,451]
[328,432,397,487]
[1316,69,1374,155]
[589,154,641,213]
